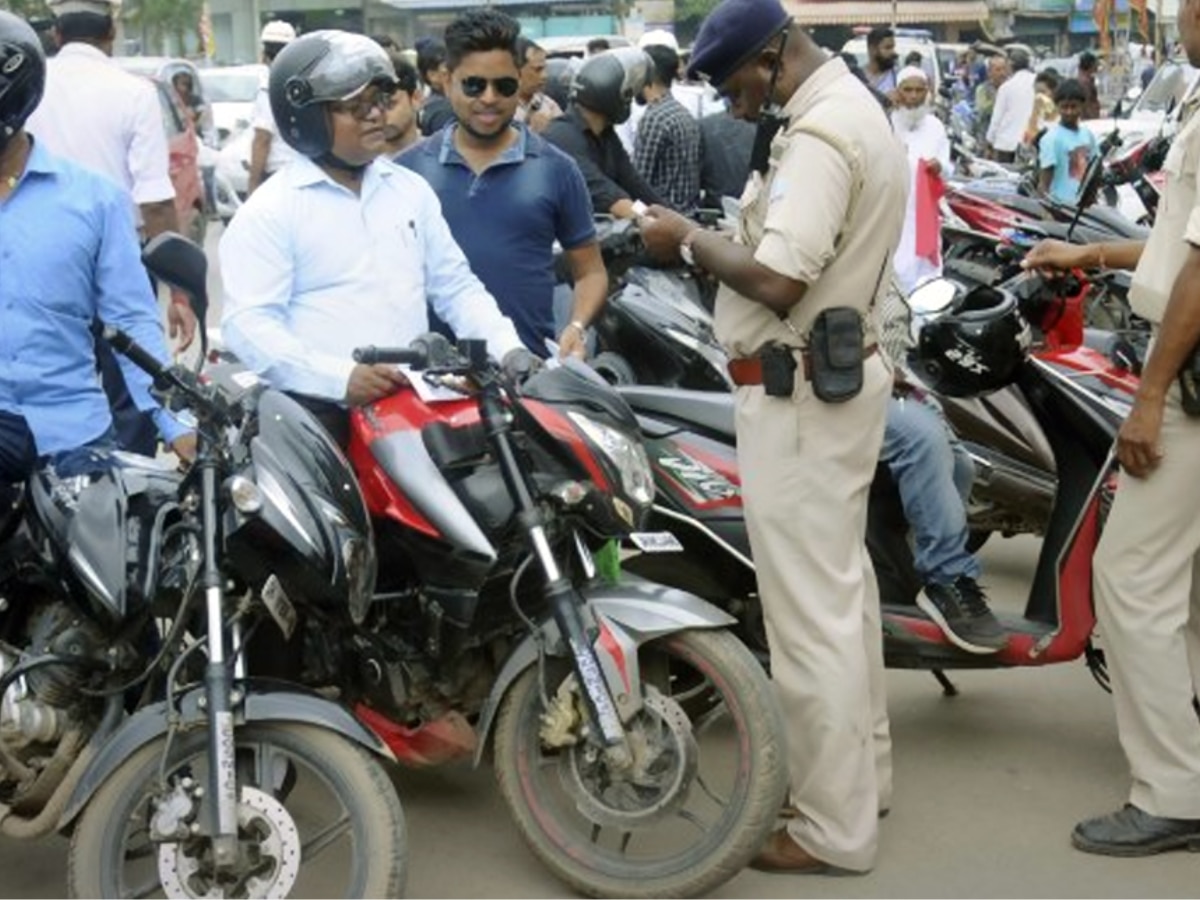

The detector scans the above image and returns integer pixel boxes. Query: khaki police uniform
[1093,90,1200,821]
[716,58,908,871]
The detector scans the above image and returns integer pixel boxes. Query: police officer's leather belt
[727,344,879,386]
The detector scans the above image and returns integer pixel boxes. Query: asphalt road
[2,228,1193,898]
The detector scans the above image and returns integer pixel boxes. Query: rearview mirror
[141,232,209,364]
[907,279,961,317]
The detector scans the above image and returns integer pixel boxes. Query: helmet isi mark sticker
[2,50,24,75]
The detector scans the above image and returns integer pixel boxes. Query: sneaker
[1073,804,1200,857]
[916,576,1008,654]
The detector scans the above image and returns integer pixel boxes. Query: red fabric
[914,160,945,266]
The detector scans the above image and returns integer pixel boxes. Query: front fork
[197,443,241,868]
[478,385,632,768]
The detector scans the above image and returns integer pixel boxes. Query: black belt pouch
[809,307,864,404]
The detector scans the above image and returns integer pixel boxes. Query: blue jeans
[880,392,980,585]
[0,410,116,483]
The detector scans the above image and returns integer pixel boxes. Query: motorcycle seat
[617,387,736,440]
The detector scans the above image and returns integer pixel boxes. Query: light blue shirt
[0,140,187,455]
[1039,123,1098,205]
[219,156,525,402]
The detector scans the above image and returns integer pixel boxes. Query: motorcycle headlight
[567,412,655,506]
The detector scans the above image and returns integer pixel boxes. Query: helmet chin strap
[318,151,370,176]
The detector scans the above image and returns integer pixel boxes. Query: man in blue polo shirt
[399,9,606,358]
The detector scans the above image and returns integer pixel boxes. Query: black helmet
[911,283,1031,398]
[0,12,45,150]
[269,29,397,158]
[571,47,652,125]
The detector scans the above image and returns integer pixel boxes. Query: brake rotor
[559,686,699,829]
[158,786,301,899]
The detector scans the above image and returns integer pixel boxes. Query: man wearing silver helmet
[219,30,526,446]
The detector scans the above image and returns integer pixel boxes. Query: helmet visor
[300,31,397,105]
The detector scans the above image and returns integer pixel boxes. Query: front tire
[68,722,406,899]
[493,628,787,898]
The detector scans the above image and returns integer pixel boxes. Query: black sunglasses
[459,76,520,99]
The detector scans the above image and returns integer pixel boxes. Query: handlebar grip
[101,325,166,381]
[352,346,429,367]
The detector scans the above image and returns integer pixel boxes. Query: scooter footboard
[472,575,735,765]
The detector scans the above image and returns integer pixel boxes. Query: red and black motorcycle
[243,339,789,899]
[617,272,1134,693]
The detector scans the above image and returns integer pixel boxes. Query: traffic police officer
[641,0,907,874]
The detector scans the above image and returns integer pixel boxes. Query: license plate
[629,531,684,553]
[262,574,297,640]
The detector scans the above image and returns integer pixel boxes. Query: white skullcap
[639,29,679,52]
[897,65,928,86]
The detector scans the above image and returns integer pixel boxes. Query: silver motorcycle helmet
[570,47,652,125]
[269,29,397,158]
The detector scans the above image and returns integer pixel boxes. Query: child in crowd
[1038,78,1098,205]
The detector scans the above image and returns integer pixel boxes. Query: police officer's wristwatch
[680,229,702,268]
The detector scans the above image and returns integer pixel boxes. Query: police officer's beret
[686,0,791,86]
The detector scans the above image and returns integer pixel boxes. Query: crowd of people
[2,0,1200,884]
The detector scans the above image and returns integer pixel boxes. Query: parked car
[198,63,266,146]
[1083,57,1199,148]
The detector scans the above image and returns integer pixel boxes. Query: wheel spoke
[694,772,728,809]
[676,807,711,834]
[619,830,632,856]
[302,812,352,863]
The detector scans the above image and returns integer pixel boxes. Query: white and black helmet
[570,47,652,125]
[268,30,397,159]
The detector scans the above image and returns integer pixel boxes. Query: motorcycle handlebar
[101,324,168,382]
[353,346,429,367]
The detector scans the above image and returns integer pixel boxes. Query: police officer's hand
[556,324,588,360]
[168,293,197,352]
[639,206,696,264]
[1117,396,1166,479]
[345,364,409,407]
[1021,239,1089,273]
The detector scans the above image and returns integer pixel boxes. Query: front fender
[59,679,393,831]
[472,575,734,766]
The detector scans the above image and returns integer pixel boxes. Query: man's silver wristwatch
[680,229,701,267]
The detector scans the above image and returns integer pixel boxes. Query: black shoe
[1072,804,1200,857]
[917,576,1007,655]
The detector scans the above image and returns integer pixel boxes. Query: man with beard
[864,26,899,96]
[220,30,527,446]
[890,66,951,295]
[398,11,606,359]
[640,0,907,875]
[378,50,423,159]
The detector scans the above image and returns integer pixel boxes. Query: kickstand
[932,669,959,697]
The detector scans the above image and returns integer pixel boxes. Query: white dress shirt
[219,156,525,402]
[251,80,301,173]
[26,43,175,216]
[986,68,1037,154]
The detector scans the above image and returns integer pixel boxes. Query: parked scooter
[618,274,1133,691]
[253,335,789,898]
[0,235,407,898]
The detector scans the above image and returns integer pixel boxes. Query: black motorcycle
[0,234,406,898]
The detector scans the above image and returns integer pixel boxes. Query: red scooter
[617,272,1136,693]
